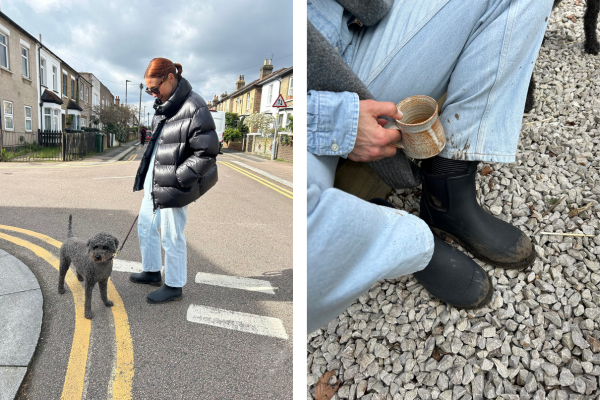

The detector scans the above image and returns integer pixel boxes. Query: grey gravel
[307,2,600,399]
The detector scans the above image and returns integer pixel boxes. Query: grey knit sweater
[307,0,421,189]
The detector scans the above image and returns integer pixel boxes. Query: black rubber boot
[419,161,536,270]
[369,198,493,309]
[129,271,162,286]
[147,284,183,304]
[414,235,493,309]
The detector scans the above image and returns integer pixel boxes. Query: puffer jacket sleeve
[175,104,219,188]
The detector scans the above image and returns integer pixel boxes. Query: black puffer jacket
[133,77,218,210]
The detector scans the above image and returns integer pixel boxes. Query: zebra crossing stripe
[195,272,275,294]
[186,304,288,340]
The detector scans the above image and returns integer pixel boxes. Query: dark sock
[425,156,471,175]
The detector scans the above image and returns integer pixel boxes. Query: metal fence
[0,130,97,162]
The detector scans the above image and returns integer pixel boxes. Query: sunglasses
[145,75,169,95]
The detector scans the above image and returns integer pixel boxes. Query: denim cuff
[307,90,359,157]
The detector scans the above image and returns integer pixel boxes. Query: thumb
[374,101,403,121]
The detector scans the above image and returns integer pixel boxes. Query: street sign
[272,94,287,108]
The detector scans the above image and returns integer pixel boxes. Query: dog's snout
[95,255,102,261]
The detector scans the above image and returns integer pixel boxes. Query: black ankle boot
[414,235,493,309]
[369,198,493,309]
[419,161,536,270]
[130,271,162,286]
[147,285,183,304]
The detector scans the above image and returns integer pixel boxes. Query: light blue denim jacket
[307,0,434,333]
[307,0,359,157]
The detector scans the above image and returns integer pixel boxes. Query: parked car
[209,110,226,152]
[145,130,152,141]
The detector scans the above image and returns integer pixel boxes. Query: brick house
[0,11,39,145]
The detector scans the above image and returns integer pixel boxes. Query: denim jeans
[138,131,188,288]
[307,0,553,333]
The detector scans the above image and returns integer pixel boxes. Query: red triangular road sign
[272,94,287,108]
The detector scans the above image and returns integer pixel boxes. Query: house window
[80,83,83,100]
[278,113,284,127]
[86,87,89,103]
[0,33,8,69]
[71,77,75,99]
[246,93,250,110]
[44,108,51,130]
[40,59,46,86]
[267,84,273,105]
[94,93,98,106]
[81,117,86,127]
[3,101,14,131]
[288,76,293,97]
[52,66,57,90]
[24,106,32,132]
[54,110,59,130]
[63,73,67,95]
[22,47,29,78]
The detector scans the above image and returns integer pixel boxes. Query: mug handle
[383,120,404,149]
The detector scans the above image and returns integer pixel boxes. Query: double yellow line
[0,225,134,400]
[219,161,293,199]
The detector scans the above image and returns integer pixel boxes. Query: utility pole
[147,112,150,128]
[125,80,131,104]
[138,83,143,139]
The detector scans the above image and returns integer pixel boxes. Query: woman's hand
[348,100,403,162]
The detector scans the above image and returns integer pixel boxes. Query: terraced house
[0,9,115,152]
[211,59,292,121]
[0,12,39,145]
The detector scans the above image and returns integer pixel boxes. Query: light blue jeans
[307,0,553,333]
[138,133,188,288]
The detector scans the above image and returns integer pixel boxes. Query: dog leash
[110,214,139,261]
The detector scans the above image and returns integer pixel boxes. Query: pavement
[0,141,292,400]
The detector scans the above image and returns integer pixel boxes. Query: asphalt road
[0,146,293,400]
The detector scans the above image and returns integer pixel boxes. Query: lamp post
[138,83,143,138]
[125,79,131,104]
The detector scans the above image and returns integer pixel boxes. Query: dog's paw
[58,286,65,294]
[77,274,84,282]
[104,300,114,307]
[85,311,93,319]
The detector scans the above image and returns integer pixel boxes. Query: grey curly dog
[58,215,119,319]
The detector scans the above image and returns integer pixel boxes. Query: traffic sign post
[271,94,287,160]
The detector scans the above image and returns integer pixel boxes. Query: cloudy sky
[0,0,293,124]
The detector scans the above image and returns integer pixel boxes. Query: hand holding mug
[348,100,404,163]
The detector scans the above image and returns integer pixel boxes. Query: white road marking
[93,176,136,179]
[229,161,293,188]
[112,260,164,273]
[195,272,275,294]
[186,304,288,339]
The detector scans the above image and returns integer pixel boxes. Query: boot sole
[430,226,537,271]
[129,276,162,287]
[146,295,183,304]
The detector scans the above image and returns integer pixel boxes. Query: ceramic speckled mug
[383,95,446,159]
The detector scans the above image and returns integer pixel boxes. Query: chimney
[213,94,219,103]
[115,96,120,107]
[260,59,274,80]
[220,91,227,101]
[39,34,42,43]
[236,75,245,91]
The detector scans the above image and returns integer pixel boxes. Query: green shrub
[224,128,242,142]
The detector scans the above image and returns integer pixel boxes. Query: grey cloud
[3,0,292,105]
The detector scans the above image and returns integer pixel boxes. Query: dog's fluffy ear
[113,237,119,250]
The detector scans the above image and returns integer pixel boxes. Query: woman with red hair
[130,57,219,303]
